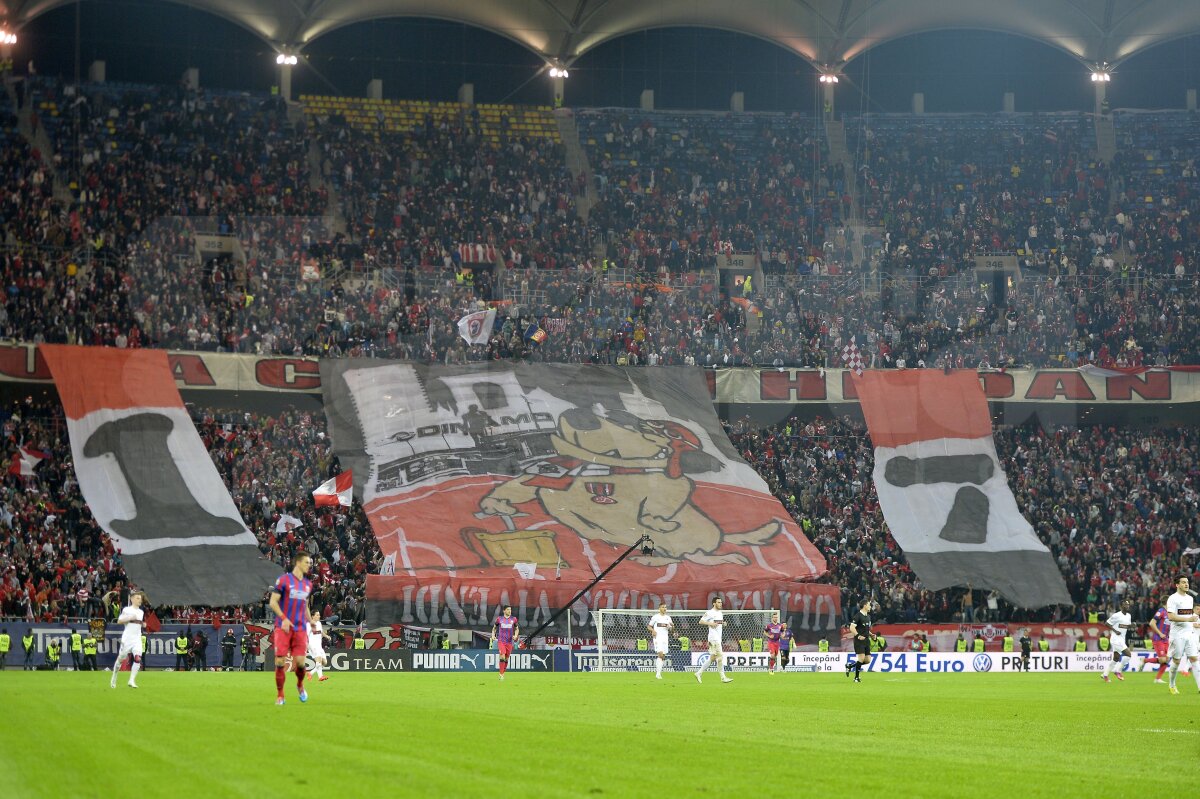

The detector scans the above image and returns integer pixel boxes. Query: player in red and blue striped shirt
[490,606,520,680]
[764,612,785,673]
[269,553,313,705]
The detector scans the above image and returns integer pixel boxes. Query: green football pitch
[0,669,1193,798]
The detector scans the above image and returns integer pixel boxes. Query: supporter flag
[855,370,1071,608]
[143,609,162,633]
[841,337,864,376]
[524,324,548,344]
[313,471,353,507]
[275,514,303,534]
[9,446,48,477]
[1043,128,1058,144]
[459,243,497,263]
[40,345,279,606]
[456,308,496,346]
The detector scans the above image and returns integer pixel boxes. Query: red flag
[313,471,353,507]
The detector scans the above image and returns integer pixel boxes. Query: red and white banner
[9,446,47,476]
[40,345,278,605]
[0,342,1197,405]
[313,471,353,507]
[855,370,1071,608]
[459,244,497,264]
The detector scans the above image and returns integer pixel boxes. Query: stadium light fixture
[1090,63,1112,82]
[0,30,16,45]
[819,74,839,84]
[275,54,298,66]
[548,66,569,79]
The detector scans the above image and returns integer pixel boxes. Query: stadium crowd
[0,85,1194,369]
[578,110,850,274]
[0,77,1198,634]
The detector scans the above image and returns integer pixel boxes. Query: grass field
[1,669,1195,798]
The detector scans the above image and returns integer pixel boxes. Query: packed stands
[2,77,1200,631]
[578,109,849,274]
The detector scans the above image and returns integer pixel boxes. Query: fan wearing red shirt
[269,553,313,706]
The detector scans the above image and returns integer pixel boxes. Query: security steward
[69,629,83,670]
[0,628,9,669]
[82,634,98,671]
[22,630,35,669]
[175,631,190,671]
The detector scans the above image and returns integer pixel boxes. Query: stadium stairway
[307,138,347,235]
[825,118,880,289]
[13,84,71,205]
[555,110,595,222]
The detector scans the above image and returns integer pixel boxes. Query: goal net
[589,608,779,673]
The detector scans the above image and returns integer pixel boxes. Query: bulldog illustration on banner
[320,362,835,629]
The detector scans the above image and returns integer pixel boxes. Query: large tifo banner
[321,362,836,631]
[855,371,1072,608]
[41,346,279,605]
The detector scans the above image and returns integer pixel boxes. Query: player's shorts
[853,637,872,657]
[498,642,513,657]
[1109,635,1127,653]
[118,639,144,658]
[653,637,669,656]
[1168,633,1198,660]
[1153,639,1169,658]
[273,626,308,659]
[767,641,781,655]
[707,640,722,656]
[307,643,326,660]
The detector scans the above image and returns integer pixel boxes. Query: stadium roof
[2,0,1197,67]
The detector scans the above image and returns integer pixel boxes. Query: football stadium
[1,0,1199,796]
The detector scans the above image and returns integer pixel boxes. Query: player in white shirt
[694,597,732,684]
[306,611,330,682]
[646,604,674,680]
[1165,575,1200,695]
[1101,598,1136,682]
[110,591,146,689]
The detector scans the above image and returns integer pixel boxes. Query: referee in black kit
[845,598,875,683]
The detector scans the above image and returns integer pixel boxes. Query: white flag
[381,552,397,576]
[514,562,537,580]
[457,308,496,345]
[275,514,303,534]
